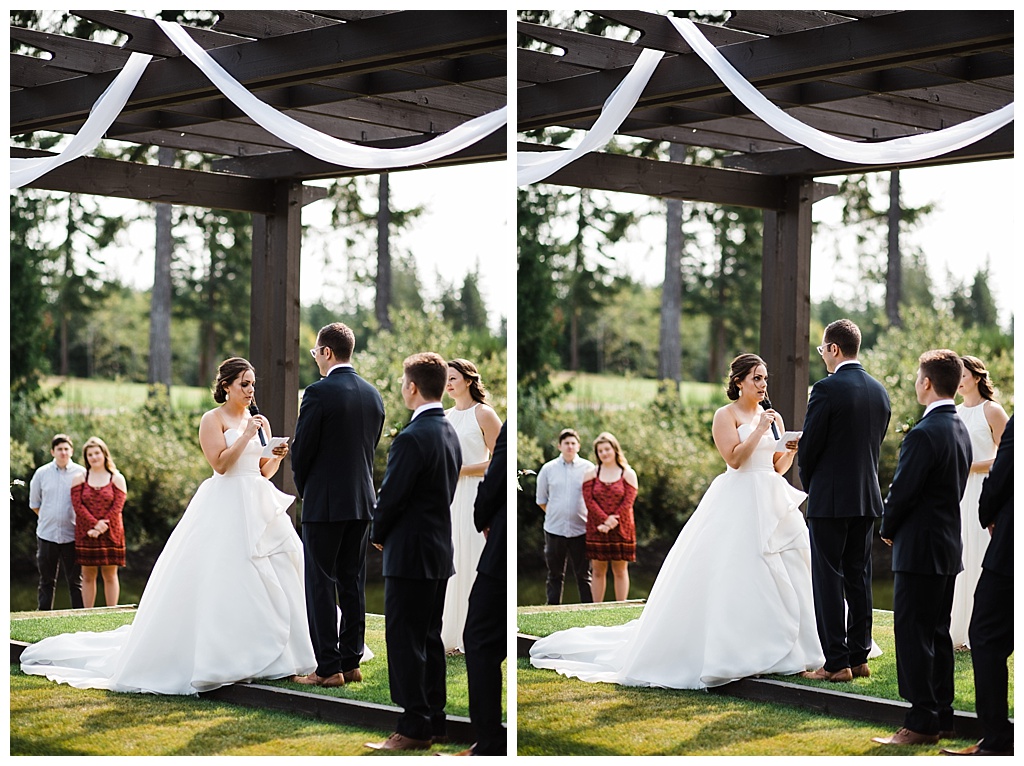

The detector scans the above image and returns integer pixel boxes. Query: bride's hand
[244,415,268,440]
[757,410,777,434]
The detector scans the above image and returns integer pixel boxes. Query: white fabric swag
[517,16,1014,186]
[10,20,507,191]
[10,52,153,190]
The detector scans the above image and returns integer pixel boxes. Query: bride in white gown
[21,358,316,695]
[530,354,824,689]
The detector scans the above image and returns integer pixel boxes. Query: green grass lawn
[11,609,506,756]
[517,604,1012,756]
[551,371,722,409]
[42,376,211,413]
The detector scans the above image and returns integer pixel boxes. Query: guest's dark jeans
[36,538,84,611]
[544,532,592,605]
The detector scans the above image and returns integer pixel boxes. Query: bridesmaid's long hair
[447,358,488,404]
[82,436,117,475]
[726,353,766,401]
[213,357,255,403]
[593,431,628,472]
[961,355,996,401]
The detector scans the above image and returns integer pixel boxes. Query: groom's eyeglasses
[309,347,322,359]
[816,342,835,356]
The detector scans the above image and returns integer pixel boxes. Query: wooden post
[250,181,304,499]
[760,177,813,486]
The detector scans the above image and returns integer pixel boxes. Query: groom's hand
[372,542,383,551]
[880,537,892,547]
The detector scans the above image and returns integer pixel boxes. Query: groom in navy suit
[873,349,972,747]
[290,322,385,688]
[799,319,891,683]
[366,352,462,751]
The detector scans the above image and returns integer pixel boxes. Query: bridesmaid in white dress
[440,358,502,653]
[950,355,1008,649]
[531,354,823,689]
[21,358,316,695]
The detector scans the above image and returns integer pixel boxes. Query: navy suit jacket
[371,407,461,579]
[880,404,972,575]
[290,366,385,523]
[799,362,891,518]
[474,422,506,581]
[978,415,1013,578]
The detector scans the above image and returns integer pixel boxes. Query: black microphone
[248,401,267,447]
[760,395,780,440]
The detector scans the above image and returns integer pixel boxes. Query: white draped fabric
[516,47,664,186]
[517,15,1014,186]
[10,20,507,191]
[668,17,1014,165]
[10,53,153,190]
[154,20,506,170]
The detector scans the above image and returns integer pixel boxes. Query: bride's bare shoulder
[713,403,738,425]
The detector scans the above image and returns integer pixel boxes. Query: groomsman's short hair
[318,323,355,362]
[50,434,73,450]
[824,319,861,357]
[558,428,581,444]
[404,352,447,400]
[919,349,963,398]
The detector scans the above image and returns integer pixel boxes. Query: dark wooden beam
[12,10,504,134]
[760,177,814,469]
[250,182,303,501]
[524,148,790,209]
[518,11,1012,130]
[13,148,277,213]
[213,127,506,180]
[720,123,1014,176]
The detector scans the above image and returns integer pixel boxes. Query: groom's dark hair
[318,323,355,362]
[403,352,447,400]
[919,349,963,398]
[824,319,861,358]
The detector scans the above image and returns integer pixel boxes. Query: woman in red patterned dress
[71,436,128,608]
[583,432,639,602]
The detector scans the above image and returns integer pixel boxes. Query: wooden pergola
[11,10,506,494]
[518,10,1013,437]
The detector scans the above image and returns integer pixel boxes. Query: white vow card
[774,431,802,452]
[261,437,289,458]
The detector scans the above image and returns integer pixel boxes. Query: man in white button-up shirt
[536,428,594,605]
[29,434,87,610]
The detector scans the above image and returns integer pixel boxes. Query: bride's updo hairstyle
[961,355,996,401]
[593,431,628,471]
[213,357,255,403]
[726,353,767,401]
[447,358,489,404]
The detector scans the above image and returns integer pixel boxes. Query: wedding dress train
[530,424,824,689]
[21,429,316,695]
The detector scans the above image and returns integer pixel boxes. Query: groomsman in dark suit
[942,415,1013,757]
[799,319,891,683]
[873,349,972,746]
[456,421,507,756]
[290,323,385,688]
[365,352,462,751]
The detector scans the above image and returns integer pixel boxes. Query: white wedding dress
[440,403,489,652]
[21,429,316,695]
[949,402,997,648]
[530,423,824,689]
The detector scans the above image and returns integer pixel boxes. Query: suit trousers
[385,576,448,741]
[464,570,506,755]
[893,571,956,734]
[36,538,83,611]
[807,516,874,670]
[301,520,368,676]
[544,532,592,605]
[969,569,1014,751]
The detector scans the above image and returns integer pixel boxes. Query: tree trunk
[148,146,175,393]
[569,191,588,372]
[708,251,727,381]
[59,195,77,377]
[658,143,686,389]
[375,173,392,331]
[885,169,902,328]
